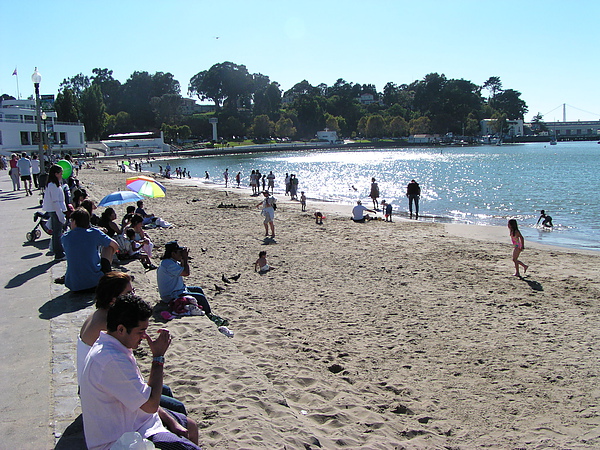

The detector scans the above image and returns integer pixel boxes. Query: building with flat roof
[542,120,600,138]
[0,99,85,156]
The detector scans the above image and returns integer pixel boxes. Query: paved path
[0,174,86,449]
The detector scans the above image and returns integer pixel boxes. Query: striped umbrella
[126,175,167,198]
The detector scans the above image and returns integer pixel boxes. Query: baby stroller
[27,211,53,242]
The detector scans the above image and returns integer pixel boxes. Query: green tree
[289,94,325,138]
[121,71,180,129]
[222,115,246,139]
[464,113,481,136]
[491,112,508,135]
[483,76,503,102]
[493,89,528,119]
[91,68,122,114]
[251,114,274,139]
[365,115,386,138]
[59,73,90,96]
[80,85,106,140]
[324,113,341,134]
[530,113,548,133]
[274,117,296,138]
[388,116,409,137]
[189,62,254,112]
[150,93,183,126]
[54,88,80,122]
[409,116,431,134]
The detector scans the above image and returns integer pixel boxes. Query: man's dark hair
[71,208,91,228]
[136,200,144,207]
[130,214,144,226]
[95,271,132,309]
[126,205,135,213]
[107,293,152,333]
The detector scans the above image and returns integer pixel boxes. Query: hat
[163,240,184,259]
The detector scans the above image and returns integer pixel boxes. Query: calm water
[152,142,600,251]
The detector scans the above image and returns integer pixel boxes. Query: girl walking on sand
[508,219,528,277]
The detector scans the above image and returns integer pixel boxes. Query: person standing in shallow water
[406,179,421,219]
[369,178,380,210]
[508,219,528,277]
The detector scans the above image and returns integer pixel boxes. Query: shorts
[148,409,200,449]
[262,207,274,223]
[21,175,32,182]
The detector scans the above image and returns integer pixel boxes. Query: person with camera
[156,241,211,314]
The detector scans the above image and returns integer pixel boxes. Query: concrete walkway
[0,173,87,449]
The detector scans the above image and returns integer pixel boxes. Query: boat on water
[550,139,557,145]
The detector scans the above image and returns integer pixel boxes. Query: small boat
[550,139,557,145]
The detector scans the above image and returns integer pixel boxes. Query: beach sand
[69,161,600,448]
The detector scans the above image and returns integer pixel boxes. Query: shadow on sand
[521,276,544,292]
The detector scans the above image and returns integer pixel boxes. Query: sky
[2,0,599,122]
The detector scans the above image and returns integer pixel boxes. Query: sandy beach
[55,161,600,449]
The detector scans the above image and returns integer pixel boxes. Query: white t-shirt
[80,332,166,450]
[352,204,369,220]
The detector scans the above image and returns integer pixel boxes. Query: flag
[12,68,17,76]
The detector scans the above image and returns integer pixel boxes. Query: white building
[480,119,524,137]
[101,132,170,156]
[316,129,339,143]
[0,99,85,156]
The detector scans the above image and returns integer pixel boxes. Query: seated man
[351,200,376,223]
[135,199,156,225]
[61,208,119,292]
[80,294,200,450]
[157,241,211,315]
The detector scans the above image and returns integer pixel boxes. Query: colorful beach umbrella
[98,191,145,207]
[126,175,167,198]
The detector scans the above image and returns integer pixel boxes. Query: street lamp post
[31,67,45,175]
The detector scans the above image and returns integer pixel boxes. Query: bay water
[152,141,600,251]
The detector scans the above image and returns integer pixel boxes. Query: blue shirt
[156,258,186,303]
[62,227,112,291]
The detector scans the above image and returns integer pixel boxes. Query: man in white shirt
[16,152,33,196]
[352,200,376,223]
[80,294,200,450]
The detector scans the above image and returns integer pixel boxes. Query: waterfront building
[542,120,600,138]
[101,131,170,156]
[0,99,85,157]
[480,119,524,137]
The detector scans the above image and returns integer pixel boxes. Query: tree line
[42,64,531,141]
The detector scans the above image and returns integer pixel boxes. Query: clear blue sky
[2,0,599,122]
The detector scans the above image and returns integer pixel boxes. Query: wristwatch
[152,356,165,366]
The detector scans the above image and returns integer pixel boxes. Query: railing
[0,117,82,126]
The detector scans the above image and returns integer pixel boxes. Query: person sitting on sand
[255,251,275,273]
[352,200,376,223]
[79,294,200,450]
[537,210,553,228]
[62,208,120,292]
[125,214,154,258]
[126,228,157,270]
[508,219,529,277]
[135,200,156,225]
[157,241,211,315]
[121,205,136,229]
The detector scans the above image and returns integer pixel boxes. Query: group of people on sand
[53,186,231,447]
[78,267,205,449]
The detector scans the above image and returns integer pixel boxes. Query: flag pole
[13,67,21,99]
